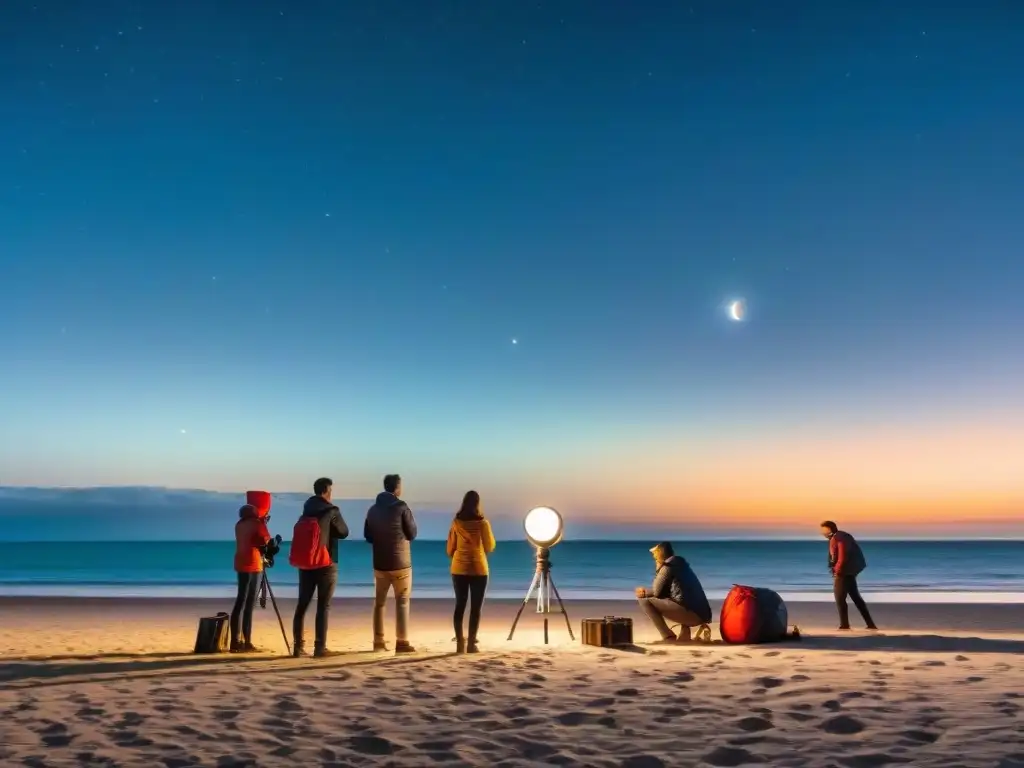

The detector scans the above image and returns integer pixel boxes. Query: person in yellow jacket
[446,490,496,653]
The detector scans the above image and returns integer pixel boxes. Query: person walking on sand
[446,490,496,654]
[290,477,350,658]
[365,474,418,653]
[230,500,272,653]
[820,520,878,631]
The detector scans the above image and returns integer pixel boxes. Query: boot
[455,637,466,654]
[292,643,306,658]
[467,638,480,654]
[314,645,342,658]
[373,640,390,652]
[395,640,417,654]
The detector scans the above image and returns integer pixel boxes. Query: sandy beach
[1,596,1021,767]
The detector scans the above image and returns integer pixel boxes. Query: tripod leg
[507,571,541,641]
[262,574,292,656]
[542,570,549,645]
[548,575,575,641]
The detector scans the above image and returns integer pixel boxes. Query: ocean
[2,540,1022,602]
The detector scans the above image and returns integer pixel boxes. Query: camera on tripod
[261,534,283,568]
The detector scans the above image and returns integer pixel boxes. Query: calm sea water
[2,540,1022,602]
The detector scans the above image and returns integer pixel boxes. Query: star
[511,338,518,345]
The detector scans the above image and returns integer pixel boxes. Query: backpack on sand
[289,515,331,570]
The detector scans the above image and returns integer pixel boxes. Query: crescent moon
[728,300,745,322]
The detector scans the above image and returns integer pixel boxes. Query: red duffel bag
[720,584,799,644]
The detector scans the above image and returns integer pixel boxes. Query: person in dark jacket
[636,542,712,642]
[364,474,418,653]
[292,477,350,657]
[821,520,877,631]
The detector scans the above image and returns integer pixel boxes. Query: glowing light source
[509,506,574,644]
[524,506,564,549]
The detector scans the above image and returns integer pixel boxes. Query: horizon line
[8,537,1024,544]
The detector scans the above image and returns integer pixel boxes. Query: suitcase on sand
[194,612,231,654]
[581,616,633,648]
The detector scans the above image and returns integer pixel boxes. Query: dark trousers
[230,571,261,646]
[293,565,338,650]
[452,575,488,641]
[833,575,875,628]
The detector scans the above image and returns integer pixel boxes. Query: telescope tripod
[507,547,575,644]
[257,566,292,656]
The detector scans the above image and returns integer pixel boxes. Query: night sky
[2,1,1022,535]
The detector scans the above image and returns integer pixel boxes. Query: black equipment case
[581,616,633,648]
[194,611,231,654]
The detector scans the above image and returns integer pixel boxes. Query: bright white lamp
[508,505,573,644]
[524,506,563,549]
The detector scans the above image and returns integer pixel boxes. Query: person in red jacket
[820,520,878,631]
[232,502,272,652]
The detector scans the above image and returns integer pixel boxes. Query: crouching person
[636,541,712,643]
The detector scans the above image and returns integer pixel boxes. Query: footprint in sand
[704,746,757,766]
[621,755,667,768]
[838,753,913,767]
[36,721,75,748]
[615,688,640,697]
[348,735,398,755]
[822,715,865,735]
[754,676,785,689]
[735,716,773,733]
[900,729,940,744]
[555,711,602,726]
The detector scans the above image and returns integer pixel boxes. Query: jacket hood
[239,504,258,520]
[303,495,338,516]
[246,490,272,517]
[374,491,403,507]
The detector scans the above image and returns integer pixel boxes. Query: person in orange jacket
[446,490,496,653]
[231,498,272,652]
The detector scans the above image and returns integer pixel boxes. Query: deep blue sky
[2,1,1022,535]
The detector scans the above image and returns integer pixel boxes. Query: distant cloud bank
[2,487,1018,541]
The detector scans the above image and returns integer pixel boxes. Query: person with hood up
[231,498,272,652]
[820,520,878,631]
[364,473,418,653]
[290,477,349,657]
[636,542,713,643]
[446,490,496,653]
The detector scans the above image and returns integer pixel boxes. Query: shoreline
[3,585,1023,604]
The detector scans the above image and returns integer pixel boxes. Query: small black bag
[581,616,633,648]
[194,611,231,654]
